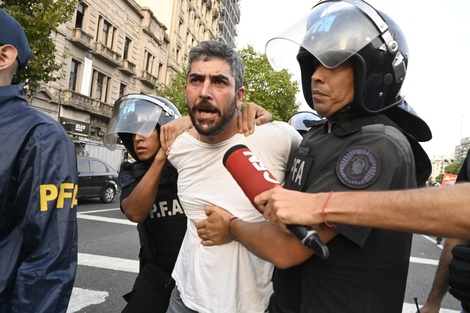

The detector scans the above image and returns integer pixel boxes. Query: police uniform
[271,114,430,313]
[0,84,78,313]
[119,160,186,313]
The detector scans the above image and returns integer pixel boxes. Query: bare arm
[160,104,271,153]
[419,238,469,313]
[160,116,193,154]
[195,205,336,269]
[257,183,470,239]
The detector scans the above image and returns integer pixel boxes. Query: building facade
[28,0,240,142]
[135,0,240,82]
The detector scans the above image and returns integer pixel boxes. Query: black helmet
[287,111,322,133]
[266,0,408,115]
[103,94,181,159]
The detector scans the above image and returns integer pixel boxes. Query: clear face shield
[103,95,164,150]
[265,1,382,71]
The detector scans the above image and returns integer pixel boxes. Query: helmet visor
[103,96,163,150]
[266,1,381,70]
[288,111,322,132]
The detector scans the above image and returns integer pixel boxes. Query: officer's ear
[0,44,19,71]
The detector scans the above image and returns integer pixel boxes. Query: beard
[189,97,238,137]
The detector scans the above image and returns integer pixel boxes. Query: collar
[0,84,27,113]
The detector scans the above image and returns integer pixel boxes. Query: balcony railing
[118,59,136,76]
[60,90,113,119]
[92,42,122,66]
[140,70,158,87]
[70,28,94,50]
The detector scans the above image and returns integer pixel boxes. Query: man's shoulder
[254,121,297,135]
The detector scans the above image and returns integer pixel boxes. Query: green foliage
[239,45,300,121]
[156,45,301,121]
[434,161,462,183]
[444,161,463,175]
[156,68,188,116]
[1,0,78,89]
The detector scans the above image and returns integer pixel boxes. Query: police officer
[262,1,433,311]
[0,8,78,313]
[197,1,433,312]
[104,94,188,313]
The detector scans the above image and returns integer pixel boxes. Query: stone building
[134,0,240,82]
[28,0,240,141]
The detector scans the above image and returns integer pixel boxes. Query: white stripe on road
[67,287,108,313]
[77,253,438,275]
[76,253,459,313]
[78,253,139,273]
[410,256,439,266]
[77,214,459,312]
[402,302,459,313]
[77,212,137,225]
[79,207,121,214]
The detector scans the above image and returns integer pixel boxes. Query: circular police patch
[336,146,380,189]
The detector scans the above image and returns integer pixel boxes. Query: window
[102,20,111,46]
[123,37,131,60]
[90,70,110,102]
[77,158,91,173]
[75,2,87,29]
[145,51,154,73]
[91,160,107,173]
[69,59,81,91]
[119,83,126,98]
[157,63,163,81]
[97,17,114,48]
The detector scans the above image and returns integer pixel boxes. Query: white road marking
[77,213,137,225]
[67,287,108,313]
[79,207,121,214]
[410,256,439,266]
[78,253,139,273]
[75,214,460,313]
[402,302,460,313]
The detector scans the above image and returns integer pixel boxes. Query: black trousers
[121,261,175,313]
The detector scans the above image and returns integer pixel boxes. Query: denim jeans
[165,285,198,313]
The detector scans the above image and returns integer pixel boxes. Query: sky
[236,0,470,159]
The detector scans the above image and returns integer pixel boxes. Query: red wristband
[321,191,336,228]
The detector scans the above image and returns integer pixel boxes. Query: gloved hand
[448,245,470,305]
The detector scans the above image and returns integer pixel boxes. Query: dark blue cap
[0,8,34,69]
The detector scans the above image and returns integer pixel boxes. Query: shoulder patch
[336,146,380,189]
[118,171,135,189]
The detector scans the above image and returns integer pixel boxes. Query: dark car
[77,156,119,203]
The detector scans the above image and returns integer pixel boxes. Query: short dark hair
[187,40,244,91]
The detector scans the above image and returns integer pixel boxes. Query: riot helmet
[103,94,181,159]
[287,111,322,135]
[266,0,408,115]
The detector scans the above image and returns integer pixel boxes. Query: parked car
[77,156,119,203]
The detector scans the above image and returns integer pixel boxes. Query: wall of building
[25,0,240,146]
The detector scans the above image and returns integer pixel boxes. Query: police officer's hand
[418,303,439,313]
[238,103,272,136]
[256,187,326,232]
[196,205,234,246]
[160,116,193,154]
